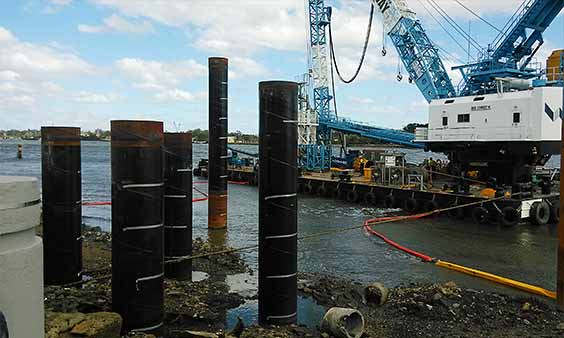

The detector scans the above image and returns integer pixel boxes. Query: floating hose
[362,201,557,299]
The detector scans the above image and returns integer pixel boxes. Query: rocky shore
[42,225,564,338]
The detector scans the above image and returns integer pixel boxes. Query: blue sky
[0,0,562,133]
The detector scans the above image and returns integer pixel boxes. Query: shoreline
[42,225,564,338]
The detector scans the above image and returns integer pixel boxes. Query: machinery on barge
[303,0,564,186]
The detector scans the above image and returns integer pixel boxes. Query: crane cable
[328,3,375,84]
[425,0,483,52]
[451,0,503,34]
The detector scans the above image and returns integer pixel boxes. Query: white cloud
[49,0,72,5]
[115,57,207,102]
[73,91,113,103]
[78,14,155,34]
[0,70,20,81]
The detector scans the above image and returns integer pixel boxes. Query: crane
[305,0,564,185]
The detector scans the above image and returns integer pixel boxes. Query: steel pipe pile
[111,120,164,335]
[164,132,193,280]
[208,57,229,230]
[258,81,299,325]
[41,126,82,285]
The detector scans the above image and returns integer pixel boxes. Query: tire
[448,206,465,220]
[250,176,258,186]
[471,206,489,224]
[403,198,418,213]
[297,182,304,193]
[303,183,313,194]
[364,192,377,205]
[336,188,347,200]
[330,187,340,198]
[549,203,559,224]
[384,195,397,208]
[530,201,550,225]
[425,200,440,212]
[346,190,359,203]
[316,185,327,197]
[500,206,520,227]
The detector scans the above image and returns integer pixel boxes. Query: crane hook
[381,48,387,56]
[397,73,403,82]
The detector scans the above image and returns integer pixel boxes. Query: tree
[402,123,428,133]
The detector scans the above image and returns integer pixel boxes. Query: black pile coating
[111,120,164,336]
[258,81,299,325]
[164,132,193,280]
[41,126,82,285]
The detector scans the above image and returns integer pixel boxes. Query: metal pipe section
[208,57,228,230]
[558,51,564,310]
[111,120,164,336]
[258,81,299,325]
[164,132,193,280]
[41,126,82,285]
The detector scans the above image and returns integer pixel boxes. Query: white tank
[0,176,44,338]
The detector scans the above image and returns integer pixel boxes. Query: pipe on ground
[320,307,365,338]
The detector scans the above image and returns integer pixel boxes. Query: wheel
[384,195,397,208]
[316,185,327,197]
[364,192,377,205]
[530,201,550,225]
[500,206,520,227]
[425,200,440,212]
[471,206,489,224]
[448,205,465,219]
[303,183,313,194]
[403,198,418,213]
[346,190,359,203]
[549,203,559,224]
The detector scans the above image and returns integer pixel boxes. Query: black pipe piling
[258,81,299,325]
[208,57,228,230]
[111,120,164,336]
[164,132,193,280]
[41,126,82,285]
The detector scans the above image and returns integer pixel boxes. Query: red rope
[363,212,434,262]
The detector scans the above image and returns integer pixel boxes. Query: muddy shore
[42,225,564,338]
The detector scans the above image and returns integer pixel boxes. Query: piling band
[164,132,193,280]
[41,126,82,285]
[363,209,557,299]
[258,81,299,325]
[111,120,164,335]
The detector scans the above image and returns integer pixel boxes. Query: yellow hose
[435,260,556,299]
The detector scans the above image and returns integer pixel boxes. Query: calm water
[0,140,560,304]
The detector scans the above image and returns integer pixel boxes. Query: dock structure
[196,166,559,227]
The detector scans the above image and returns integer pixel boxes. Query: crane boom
[373,0,456,103]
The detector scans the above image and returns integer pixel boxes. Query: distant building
[227,136,236,144]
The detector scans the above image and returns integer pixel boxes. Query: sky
[0,0,562,133]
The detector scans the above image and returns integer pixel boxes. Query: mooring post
[164,132,193,280]
[558,51,564,310]
[258,81,299,325]
[41,127,82,285]
[17,144,22,159]
[208,57,229,230]
[111,120,164,335]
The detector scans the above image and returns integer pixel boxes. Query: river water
[0,140,560,305]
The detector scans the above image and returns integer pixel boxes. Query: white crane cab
[416,86,563,184]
